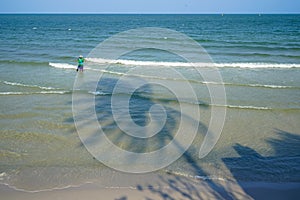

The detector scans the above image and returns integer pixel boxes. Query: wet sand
[1,172,299,200]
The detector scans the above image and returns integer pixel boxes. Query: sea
[0,14,300,191]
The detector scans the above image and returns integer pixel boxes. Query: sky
[1,0,299,14]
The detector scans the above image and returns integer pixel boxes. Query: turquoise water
[0,14,300,191]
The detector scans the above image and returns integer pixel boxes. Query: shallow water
[0,14,299,190]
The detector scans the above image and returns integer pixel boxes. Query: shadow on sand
[221,129,300,200]
[72,76,300,199]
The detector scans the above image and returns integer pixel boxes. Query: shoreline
[1,173,299,200]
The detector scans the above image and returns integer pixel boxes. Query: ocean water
[0,14,300,191]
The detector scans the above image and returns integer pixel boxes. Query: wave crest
[0,91,70,95]
[86,58,300,69]
[2,80,59,90]
[49,62,77,69]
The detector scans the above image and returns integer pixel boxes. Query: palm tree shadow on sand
[132,130,300,200]
[76,76,240,200]
[78,75,212,153]
[71,76,300,200]
[222,129,300,200]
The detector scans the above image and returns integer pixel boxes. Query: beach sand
[1,172,299,200]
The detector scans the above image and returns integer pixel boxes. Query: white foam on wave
[49,62,91,70]
[216,104,271,110]
[215,63,300,69]
[49,62,77,69]
[203,81,296,89]
[88,91,111,96]
[2,81,59,90]
[164,170,227,182]
[0,181,93,193]
[87,58,300,69]
[49,62,298,90]
[0,172,7,181]
[194,175,227,181]
[0,92,27,95]
[87,58,199,67]
[247,83,294,89]
[38,91,70,94]
[0,91,70,95]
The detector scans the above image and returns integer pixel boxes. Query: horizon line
[0,12,299,15]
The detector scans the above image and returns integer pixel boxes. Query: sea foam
[86,58,300,69]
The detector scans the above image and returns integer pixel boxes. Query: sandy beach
[1,171,300,200]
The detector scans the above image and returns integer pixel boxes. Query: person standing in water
[77,55,84,72]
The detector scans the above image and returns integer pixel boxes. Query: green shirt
[78,58,84,66]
